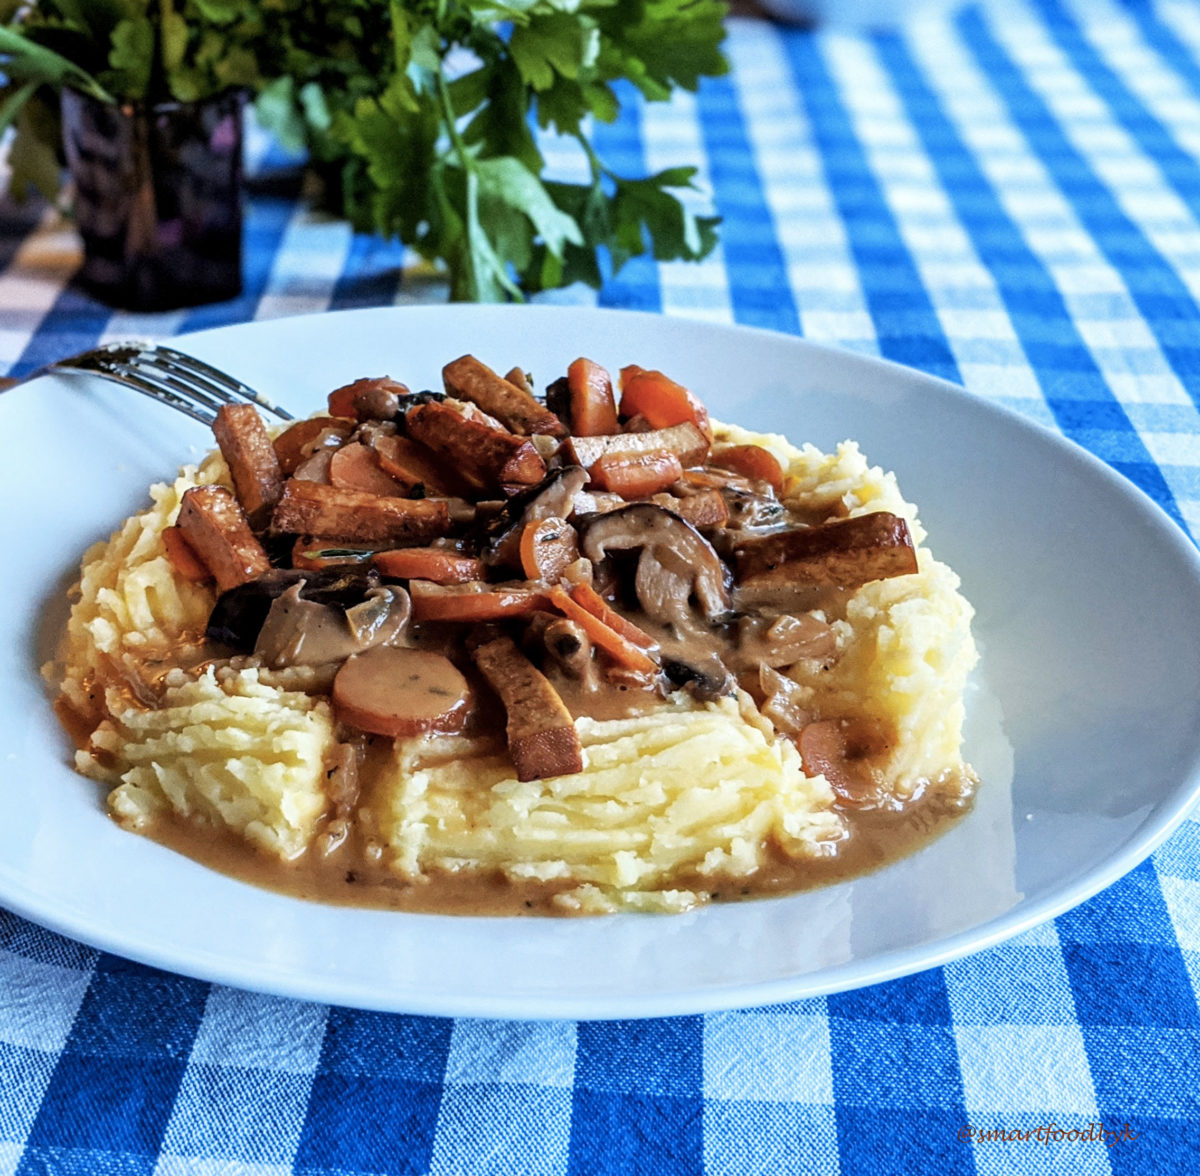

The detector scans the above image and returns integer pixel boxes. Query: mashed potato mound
[374,693,843,913]
[49,418,978,913]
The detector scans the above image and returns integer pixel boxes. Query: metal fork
[16,340,294,426]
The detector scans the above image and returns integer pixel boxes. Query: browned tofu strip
[176,485,272,592]
[734,511,919,589]
[566,421,710,470]
[471,634,584,781]
[405,401,547,491]
[271,479,452,545]
[212,404,285,527]
[443,355,566,438]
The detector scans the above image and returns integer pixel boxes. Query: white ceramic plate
[4,305,1200,1020]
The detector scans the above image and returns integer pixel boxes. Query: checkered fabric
[3,0,1200,1171]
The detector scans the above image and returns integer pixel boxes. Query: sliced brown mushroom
[542,617,597,683]
[578,503,731,630]
[726,612,838,671]
[478,465,588,569]
[798,717,893,808]
[253,583,411,668]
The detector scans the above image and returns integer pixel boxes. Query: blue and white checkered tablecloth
[4,0,1200,1172]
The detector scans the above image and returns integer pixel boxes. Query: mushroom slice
[660,651,734,702]
[727,612,837,671]
[477,465,588,569]
[798,717,894,809]
[734,512,918,590]
[206,567,382,651]
[253,583,411,668]
[471,634,584,781]
[578,503,731,629]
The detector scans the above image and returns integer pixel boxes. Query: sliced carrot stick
[372,548,486,584]
[547,585,659,674]
[588,449,683,498]
[409,580,550,622]
[563,581,658,649]
[329,442,407,497]
[518,518,580,582]
[567,357,619,436]
[618,365,713,442]
[162,525,213,583]
[709,444,784,493]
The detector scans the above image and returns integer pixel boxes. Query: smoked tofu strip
[734,511,919,589]
[471,634,584,782]
[405,401,547,491]
[443,354,566,438]
[270,480,452,545]
[176,485,272,592]
[565,421,710,471]
[212,404,285,527]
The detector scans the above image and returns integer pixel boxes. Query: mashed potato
[49,415,978,914]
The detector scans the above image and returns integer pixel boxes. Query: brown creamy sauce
[140,783,973,915]
[67,569,976,915]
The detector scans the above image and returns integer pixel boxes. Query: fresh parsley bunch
[253,0,729,300]
[1,0,728,301]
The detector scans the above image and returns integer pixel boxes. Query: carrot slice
[547,585,659,674]
[709,444,784,493]
[618,366,713,442]
[518,518,580,582]
[564,582,658,649]
[371,434,456,496]
[409,580,550,622]
[567,357,619,436]
[162,525,213,583]
[373,548,486,584]
[329,442,407,497]
[589,449,683,498]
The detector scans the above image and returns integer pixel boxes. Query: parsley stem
[435,65,482,300]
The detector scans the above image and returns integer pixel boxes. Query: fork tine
[46,340,294,425]
[48,343,220,425]
[151,346,294,421]
[123,354,236,418]
[109,368,222,426]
